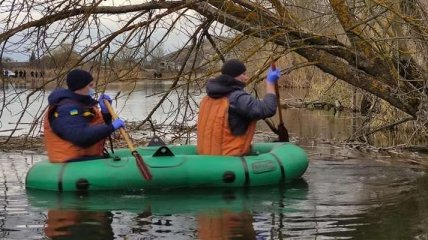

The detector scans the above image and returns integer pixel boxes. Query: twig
[0,128,23,133]
[348,116,415,141]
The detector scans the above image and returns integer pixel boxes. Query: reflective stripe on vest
[43,107,106,163]
[197,96,256,156]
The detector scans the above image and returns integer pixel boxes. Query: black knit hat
[221,59,247,77]
[66,69,93,91]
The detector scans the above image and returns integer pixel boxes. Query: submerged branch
[348,116,416,141]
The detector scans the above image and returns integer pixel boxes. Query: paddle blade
[132,151,153,181]
[277,123,289,142]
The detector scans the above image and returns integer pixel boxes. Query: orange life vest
[43,105,106,163]
[197,96,256,156]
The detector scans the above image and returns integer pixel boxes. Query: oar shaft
[104,100,136,152]
[274,83,285,124]
[271,62,285,125]
[271,61,289,142]
[104,99,153,180]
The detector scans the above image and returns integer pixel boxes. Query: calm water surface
[1,82,428,239]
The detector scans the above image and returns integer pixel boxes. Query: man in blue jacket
[44,69,125,162]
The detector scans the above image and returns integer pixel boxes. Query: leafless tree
[0,0,427,145]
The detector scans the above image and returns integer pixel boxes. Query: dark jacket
[206,74,277,135]
[47,88,114,148]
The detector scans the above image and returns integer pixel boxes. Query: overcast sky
[1,0,194,63]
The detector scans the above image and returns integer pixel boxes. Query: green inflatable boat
[25,142,308,192]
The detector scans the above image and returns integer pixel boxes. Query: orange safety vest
[43,105,106,163]
[197,96,256,156]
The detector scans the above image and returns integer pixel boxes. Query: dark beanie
[221,59,247,77]
[66,69,93,91]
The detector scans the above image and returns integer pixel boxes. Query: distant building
[159,61,177,72]
[156,37,234,73]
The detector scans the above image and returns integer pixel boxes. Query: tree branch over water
[0,0,427,145]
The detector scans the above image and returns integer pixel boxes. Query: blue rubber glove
[98,94,112,113]
[266,67,281,84]
[112,118,125,130]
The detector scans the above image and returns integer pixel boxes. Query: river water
[1,81,428,239]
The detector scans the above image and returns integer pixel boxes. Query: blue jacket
[206,74,277,135]
[47,88,114,148]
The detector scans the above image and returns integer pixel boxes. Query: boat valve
[75,178,90,191]
[222,171,236,183]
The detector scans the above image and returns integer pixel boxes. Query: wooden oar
[271,63,290,142]
[104,100,153,181]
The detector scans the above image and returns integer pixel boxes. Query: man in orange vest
[197,59,281,156]
[44,69,125,162]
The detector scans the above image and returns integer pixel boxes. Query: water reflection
[44,210,113,240]
[26,181,309,213]
[197,210,256,239]
[27,181,309,239]
[278,108,361,141]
